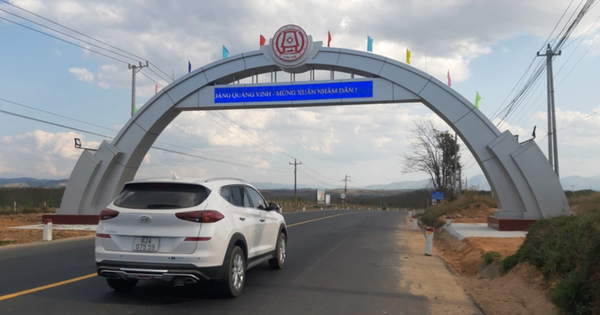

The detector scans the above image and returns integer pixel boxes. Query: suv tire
[221,246,245,298]
[106,278,138,291]
[268,232,286,270]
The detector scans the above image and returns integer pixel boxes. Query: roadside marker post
[446,216,452,226]
[43,219,53,241]
[279,208,282,214]
[302,207,305,211]
[412,215,418,231]
[425,227,434,256]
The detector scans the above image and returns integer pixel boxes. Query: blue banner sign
[214,81,373,103]
[431,191,444,200]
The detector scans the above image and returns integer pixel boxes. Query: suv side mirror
[268,202,280,211]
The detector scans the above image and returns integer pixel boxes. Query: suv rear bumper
[97,260,226,283]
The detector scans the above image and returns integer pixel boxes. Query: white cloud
[69,67,94,83]
[97,81,110,89]
[0,131,100,178]
[55,49,62,57]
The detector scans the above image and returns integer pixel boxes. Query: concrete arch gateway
[59,27,570,226]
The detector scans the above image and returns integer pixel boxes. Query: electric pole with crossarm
[537,44,561,177]
[128,61,149,117]
[290,159,302,208]
[342,175,351,208]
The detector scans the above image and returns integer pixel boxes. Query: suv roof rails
[204,177,248,183]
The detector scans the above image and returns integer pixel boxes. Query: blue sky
[1,0,600,189]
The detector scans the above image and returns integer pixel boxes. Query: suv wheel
[106,278,138,291]
[268,232,286,270]
[221,246,245,298]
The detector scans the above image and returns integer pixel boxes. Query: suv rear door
[99,182,209,254]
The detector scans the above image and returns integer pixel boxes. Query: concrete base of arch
[57,45,571,223]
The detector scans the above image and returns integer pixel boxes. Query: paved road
[0,210,480,315]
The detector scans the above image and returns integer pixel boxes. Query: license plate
[133,237,160,252]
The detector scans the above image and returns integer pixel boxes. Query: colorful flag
[223,45,229,59]
[260,35,266,46]
[133,106,138,115]
[155,84,159,95]
[475,92,482,109]
[447,70,452,87]
[328,31,332,47]
[406,49,411,64]
[367,36,373,52]
[188,61,191,73]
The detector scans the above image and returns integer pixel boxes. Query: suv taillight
[175,210,224,223]
[99,208,119,220]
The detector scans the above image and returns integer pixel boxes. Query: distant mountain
[465,174,491,191]
[560,175,600,191]
[365,179,430,190]
[1,174,598,192]
[0,178,68,188]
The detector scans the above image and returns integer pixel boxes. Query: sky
[1,0,600,189]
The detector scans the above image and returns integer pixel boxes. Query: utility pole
[537,44,561,177]
[128,61,149,117]
[452,133,459,199]
[289,159,302,208]
[342,175,351,208]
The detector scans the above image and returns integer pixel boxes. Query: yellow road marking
[0,211,360,301]
[0,273,97,301]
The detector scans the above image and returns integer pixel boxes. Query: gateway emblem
[272,24,309,62]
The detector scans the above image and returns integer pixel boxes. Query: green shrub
[551,271,592,315]
[501,253,520,273]
[499,211,600,314]
[483,251,501,265]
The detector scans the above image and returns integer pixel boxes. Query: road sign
[431,191,444,200]
[340,193,346,199]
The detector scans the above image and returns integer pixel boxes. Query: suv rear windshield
[113,183,210,209]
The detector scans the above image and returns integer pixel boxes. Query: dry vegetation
[0,213,95,246]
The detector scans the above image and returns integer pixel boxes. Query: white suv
[95,177,287,297]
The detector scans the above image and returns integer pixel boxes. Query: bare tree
[402,119,462,200]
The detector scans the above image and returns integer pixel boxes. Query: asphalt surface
[0,209,443,314]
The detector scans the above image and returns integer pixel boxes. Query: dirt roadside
[0,214,95,246]
[431,226,560,315]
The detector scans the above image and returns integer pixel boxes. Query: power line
[0,97,119,133]
[0,0,173,81]
[0,106,270,169]
[494,0,596,127]
[513,14,600,127]
[0,16,130,64]
[0,8,142,64]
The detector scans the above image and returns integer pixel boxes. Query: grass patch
[0,239,16,246]
[483,251,501,265]
[420,191,497,228]
[500,210,600,314]
[568,191,600,215]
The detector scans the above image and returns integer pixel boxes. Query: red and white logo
[272,25,309,62]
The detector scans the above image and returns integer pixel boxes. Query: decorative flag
[475,92,482,109]
[447,70,452,87]
[133,106,138,115]
[223,45,229,59]
[406,49,411,64]
[328,31,332,47]
[367,36,373,52]
[188,61,191,73]
[155,84,159,95]
[260,35,266,46]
